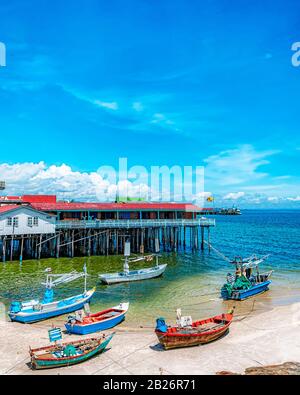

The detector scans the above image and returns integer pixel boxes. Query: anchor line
[203,240,231,263]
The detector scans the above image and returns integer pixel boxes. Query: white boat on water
[99,241,167,285]
[99,264,167,284]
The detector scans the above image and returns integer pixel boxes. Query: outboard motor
[67,315,76,325]
[10,301,22,314]
[42,288,54,304]
[155,317,168,333]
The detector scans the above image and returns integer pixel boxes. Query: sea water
[0,210,299,326]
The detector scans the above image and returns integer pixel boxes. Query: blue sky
[0,0,299,206]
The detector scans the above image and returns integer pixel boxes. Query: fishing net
[63,344,77,357]
[223,275,252,296]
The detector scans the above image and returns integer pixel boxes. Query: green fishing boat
[29,327,114,369]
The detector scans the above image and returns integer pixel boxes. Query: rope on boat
[203,240,231,263]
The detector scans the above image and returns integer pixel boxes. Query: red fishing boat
[155,309,234,350]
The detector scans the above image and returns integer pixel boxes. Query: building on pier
[0,205,55,236]
[0,195,215,261]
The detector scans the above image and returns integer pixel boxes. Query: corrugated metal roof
[31,202,201,212]
[0,205,20,213]
[22,195,57,203]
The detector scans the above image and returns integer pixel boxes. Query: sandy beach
[1,301,300,375]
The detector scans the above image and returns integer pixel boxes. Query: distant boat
[9,264,95,323]
[221,255,273,300]
[99,241,167,285]
[155,308,234,350]
[65,302,129,335]
[29,327,114,370]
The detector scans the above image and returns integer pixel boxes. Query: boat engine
[67,315,76,325]
[10,301,21,313]
[156,317,168,333]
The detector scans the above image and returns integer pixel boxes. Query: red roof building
[0,195,203,220]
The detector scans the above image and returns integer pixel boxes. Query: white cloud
[287,196,300,201]
[0,162,150,201]
[223,192,245,200]
[151,113,166,123]
[204,144,279,186]
[267,196,279,202]
[132,102,144,112]
[94,100,118,110]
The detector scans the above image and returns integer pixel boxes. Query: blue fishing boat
[9,265,95,323]
[65,302,129,334]
[221,255,273,300]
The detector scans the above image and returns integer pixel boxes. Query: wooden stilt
[20,236,24,264]
[10,235,14,261]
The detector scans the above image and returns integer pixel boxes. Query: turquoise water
[0,210,299,326]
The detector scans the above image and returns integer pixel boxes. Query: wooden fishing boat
[221,255,273,300]
[65,302,129,334]
[30,333,114,370]
[9,265,95,323]
[99,241,167,284]
[155,310,234,350]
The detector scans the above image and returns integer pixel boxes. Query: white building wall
[0,207,56,236]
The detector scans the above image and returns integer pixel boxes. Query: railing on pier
[56,218,215,230]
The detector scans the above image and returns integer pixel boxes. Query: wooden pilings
[0,224,212,262]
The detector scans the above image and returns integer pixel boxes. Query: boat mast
[124,240,131,274]
[155,237,160,266]
[83,262,87,293]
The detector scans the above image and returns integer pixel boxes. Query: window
[13,217,19,227]
[7,217,12,226]
[33,217,39,226]
[28,217,33,227]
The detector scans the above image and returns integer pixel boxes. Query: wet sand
[1,300,300,375]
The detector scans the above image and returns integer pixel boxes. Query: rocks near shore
[217,362,300,375]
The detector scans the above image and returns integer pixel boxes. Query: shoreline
[1,300,300,375]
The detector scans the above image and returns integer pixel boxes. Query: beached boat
[99,241,167,284]
[9,265,95,323]
[30,328,114,369]
[155,309,234,350]
[221,255,272,300]
[9,288,95,324]
[65,302,129,334]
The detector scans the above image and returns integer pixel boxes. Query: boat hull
[9,289,95,324]
[65,304,128,335]
[221,281,271,300]
[156,326,229,350]
[156,313,233,350]
[30,334,113,370]
[99,264,167,284]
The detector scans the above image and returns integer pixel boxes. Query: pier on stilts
[0,218,215,262]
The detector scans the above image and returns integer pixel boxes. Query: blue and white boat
[9,265,95,323]
[65,302,129,334]
[221,255,273,300]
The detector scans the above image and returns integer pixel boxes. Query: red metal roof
[31,202,201,212]
[0,205,21,213]
[22,195,57,203]
[0,195,202,212]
